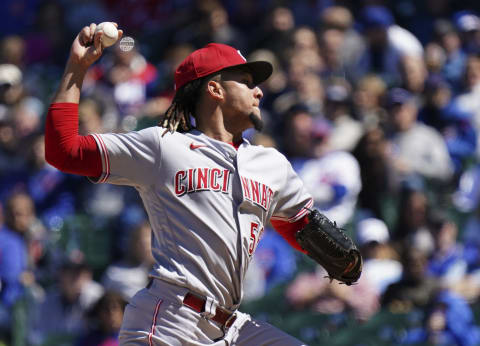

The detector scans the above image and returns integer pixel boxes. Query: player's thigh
[233,319,306,346]
[119,287,225,346]
[119,288,168,345]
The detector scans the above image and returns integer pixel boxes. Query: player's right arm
[45,24,122,177]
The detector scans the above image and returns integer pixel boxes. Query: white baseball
[95,22,119,47]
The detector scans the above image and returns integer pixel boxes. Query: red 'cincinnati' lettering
[174,169,272,211]
[261,184,268,209]
[250,180,260,203]
[210,168,221,191]
[241,176,250,199]
[187,168,195,193]
[196,168,209,190]
[174,167,231,196]
[174,171,187,196]
[240,176,274,211]
[222,169,230,193]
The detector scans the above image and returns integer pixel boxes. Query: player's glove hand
[295,209,362,285]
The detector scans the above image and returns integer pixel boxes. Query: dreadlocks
[160,75,211,134]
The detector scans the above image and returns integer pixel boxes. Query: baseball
[95,22,119,47]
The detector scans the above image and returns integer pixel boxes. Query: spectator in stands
[285,264,379,322]
[398,291,480,345]
[89,44,158,125]
[455,201,480,302]
[424,42,448,77]
[23,133,76,233]
[403,0,453,45]
[0,63,24,110]
[418,74,476,174]
[429,19,467,90]
[285,105,362,227]
[319,25,351,81]
[101,221,154,302]
[0,133,77,243]
[454,11,480,54]
[393,178,435,254]
[455,52,480,159]
[254,6,296,65]
[318,6,366,84]
[78,98,105,135]
[462,202,480,270]
[23,1,66,66]
[353,126,394,221]
[427,211,467,287]
[0,63,45,172]
[0,35,26,68]
[357,5,424,86]
[323,78,363,153]
[0,192,45,343]
[11,98,43,142]
[74,291,127,346]
[0,192,43,308]
[382,247,441,312]
[291,26,320,55]
[30,255,104,345]
[385,88,454,183]
[399,55,428,97]
[356,218,403,295]
[274,68,324,116]
[296,121,362,226]
[280,104,319,167]
[153,43,193,93]
[174,1,247,52]
[352,74,388,128]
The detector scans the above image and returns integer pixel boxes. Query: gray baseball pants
[119,278,306,345]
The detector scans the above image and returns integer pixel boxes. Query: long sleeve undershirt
[44,103,102,177]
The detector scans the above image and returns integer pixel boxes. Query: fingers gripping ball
[95,22,119,47]
[296,209,363,285]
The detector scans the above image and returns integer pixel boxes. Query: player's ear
[206,79,224,101]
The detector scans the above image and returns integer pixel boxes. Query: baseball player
[45,24,361,345]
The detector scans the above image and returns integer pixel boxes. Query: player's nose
[254,86,263,100]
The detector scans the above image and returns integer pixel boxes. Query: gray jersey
[91,127,312,309]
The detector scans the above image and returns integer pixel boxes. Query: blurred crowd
[4,0,480,345]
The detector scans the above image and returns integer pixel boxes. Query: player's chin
[250,107,262,120]
[248,112,264,132]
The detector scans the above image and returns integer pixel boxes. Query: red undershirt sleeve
[270,215,309,253]
[44,103,102,177]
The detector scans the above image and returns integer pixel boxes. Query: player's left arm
[270,214,310,253]
[269,154,313,253]
[270,156,362,285]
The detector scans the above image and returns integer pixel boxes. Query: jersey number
[248,222,263,256]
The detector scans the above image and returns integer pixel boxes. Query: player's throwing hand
[69,23,123,69]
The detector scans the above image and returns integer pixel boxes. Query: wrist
[52,60,88,103]
[65,58,89,76]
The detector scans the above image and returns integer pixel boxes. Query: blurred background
[4,0,480,345]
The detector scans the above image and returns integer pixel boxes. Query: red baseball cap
[174,43,273,90]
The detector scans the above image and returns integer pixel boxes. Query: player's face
[218,69,264,132]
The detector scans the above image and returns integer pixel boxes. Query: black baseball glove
[295,209,362,285]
